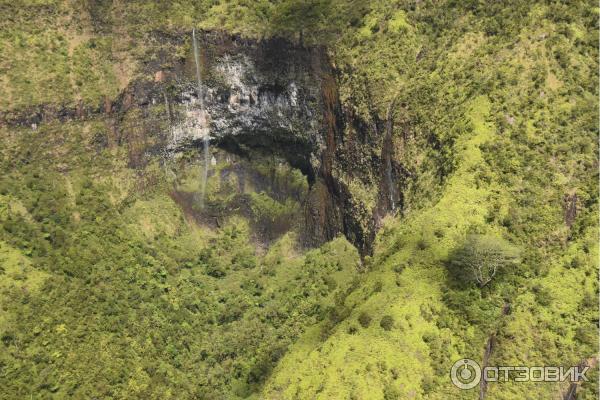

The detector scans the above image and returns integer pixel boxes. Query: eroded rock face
[148,32,347,248]
[171,44,321,148]
[114,31,400,256]
[123,33,329,181]
[2,30,402,257]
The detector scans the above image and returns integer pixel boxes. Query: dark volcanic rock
[2,30,405,257]
[148,31,349,249]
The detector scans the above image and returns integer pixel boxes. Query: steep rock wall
[115,31,365,252]
[1,31,406,256]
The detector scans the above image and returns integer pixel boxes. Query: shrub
[383,384,401,400]
[232,251,257,270]
[373,280,383,293]
[380,315,394,331]
[358,311,372,328]
[448,234,520,287]
[205,263,226,278]
[393,264,405,273]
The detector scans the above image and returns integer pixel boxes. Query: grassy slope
[261,96,500,399]
[262,2,599,399]
[0,1,131,112]
[0,118,363,399]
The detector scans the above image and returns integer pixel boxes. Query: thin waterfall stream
[192,28,210,208]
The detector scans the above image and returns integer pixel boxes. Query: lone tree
[449,234,520,287]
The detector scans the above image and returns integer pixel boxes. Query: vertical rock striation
[1,30,406,257]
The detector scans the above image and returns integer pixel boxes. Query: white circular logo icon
[451,359,481,389]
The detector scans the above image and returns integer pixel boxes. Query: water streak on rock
[193,28,210,207]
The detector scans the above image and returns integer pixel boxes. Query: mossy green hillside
[0,1,597,399]
[0,116,364,399]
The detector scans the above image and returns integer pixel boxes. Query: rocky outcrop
[128,31,362,251]
[1,30,406,257]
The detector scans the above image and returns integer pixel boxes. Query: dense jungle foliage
[0,1,598,399]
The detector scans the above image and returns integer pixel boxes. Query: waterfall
[163,91,173,141]
[192,28,210,207]
[192,28,204,110]
[200,135,209,207]
[386,159,395,211]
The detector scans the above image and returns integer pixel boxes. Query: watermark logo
[451,359,481,389]
[450,359,589,389]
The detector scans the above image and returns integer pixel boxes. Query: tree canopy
[449,234,520,287]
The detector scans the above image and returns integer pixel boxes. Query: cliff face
[1,30,402,256]
[114,31,397,255]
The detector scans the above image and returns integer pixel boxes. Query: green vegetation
[261,2,598,399]
[448,234,520,287]
[0,120,361,398]
[0,1,127,111]
[0,1,597,399]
